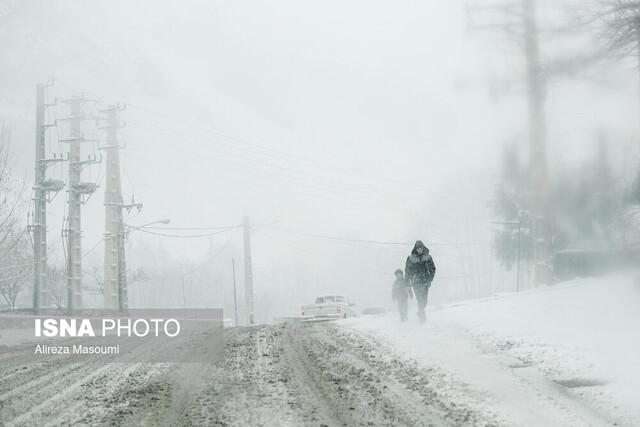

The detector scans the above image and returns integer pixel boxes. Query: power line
[82,237,104,259]
[119,129,407,211]
[270,228,412,246]
[128,119,382,198]
[269,227,469,247]
[129,104,435,193]
[127,103,362,177]
[258,231,394,277]
[60,95,357,188]
[140,224,240,231]
[181,228,240,278]
[70,94,423,211]
[134,227,240,239]
[120,109,424,197]
[116,130,412,214]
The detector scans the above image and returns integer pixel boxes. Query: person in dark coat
[405,240,436,323]
[392,269,413,321]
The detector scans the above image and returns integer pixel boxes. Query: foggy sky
[1,0,639,317]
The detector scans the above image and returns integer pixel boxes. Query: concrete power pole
[101,105,124,311]
[32,82,64,313]
[243,216,255,325]
[232,258,239,327]
[60,96,99,313]
[32,84,46,314]
[100,105,140,312]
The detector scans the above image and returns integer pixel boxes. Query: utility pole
[516,220,522,292]
[60,95,99,313]
[32,84,46,314]
[100,105,126,311]
[232,258,239,327]
[181,275,186,308]
[243,216,255,325]
[117,220,127,311]
[32,82,64,313]
[114,198,143,311]
[115,196,142,311]
[100,105,141,312]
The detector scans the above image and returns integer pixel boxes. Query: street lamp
[140,218,171,227]
[128,218,171,229]
[124,218,171,238]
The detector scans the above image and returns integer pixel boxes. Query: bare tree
[46,266,67,310]
[587,0,640,91]
[0,234,31,310]
[0,122,30,310]
[592,1,640,61]
[91,267,148,296]
[0,124,27,258]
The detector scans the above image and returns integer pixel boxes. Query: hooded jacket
[405,240,436,286]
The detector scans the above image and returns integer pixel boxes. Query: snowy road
[1,298,630,427]
[1,322,503,427]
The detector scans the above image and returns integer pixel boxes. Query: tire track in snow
[1,323,504,426]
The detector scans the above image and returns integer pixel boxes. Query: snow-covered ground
[342,272,640,426]
[3,273,637,426]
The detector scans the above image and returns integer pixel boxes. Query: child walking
[392,269,413,321]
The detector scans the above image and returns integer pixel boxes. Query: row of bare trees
[0,123,31,310]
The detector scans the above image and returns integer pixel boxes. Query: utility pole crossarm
[58,136,99,144]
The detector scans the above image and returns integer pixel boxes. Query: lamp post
[124,218,171,238]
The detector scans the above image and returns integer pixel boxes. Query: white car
[300,295,358,321]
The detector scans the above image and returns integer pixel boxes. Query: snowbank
[342,272,640,426]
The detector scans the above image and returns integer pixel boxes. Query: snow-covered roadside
[340,273,640,426]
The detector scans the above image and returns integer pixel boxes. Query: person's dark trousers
[414,284,430,323]
[397,297,408,321]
